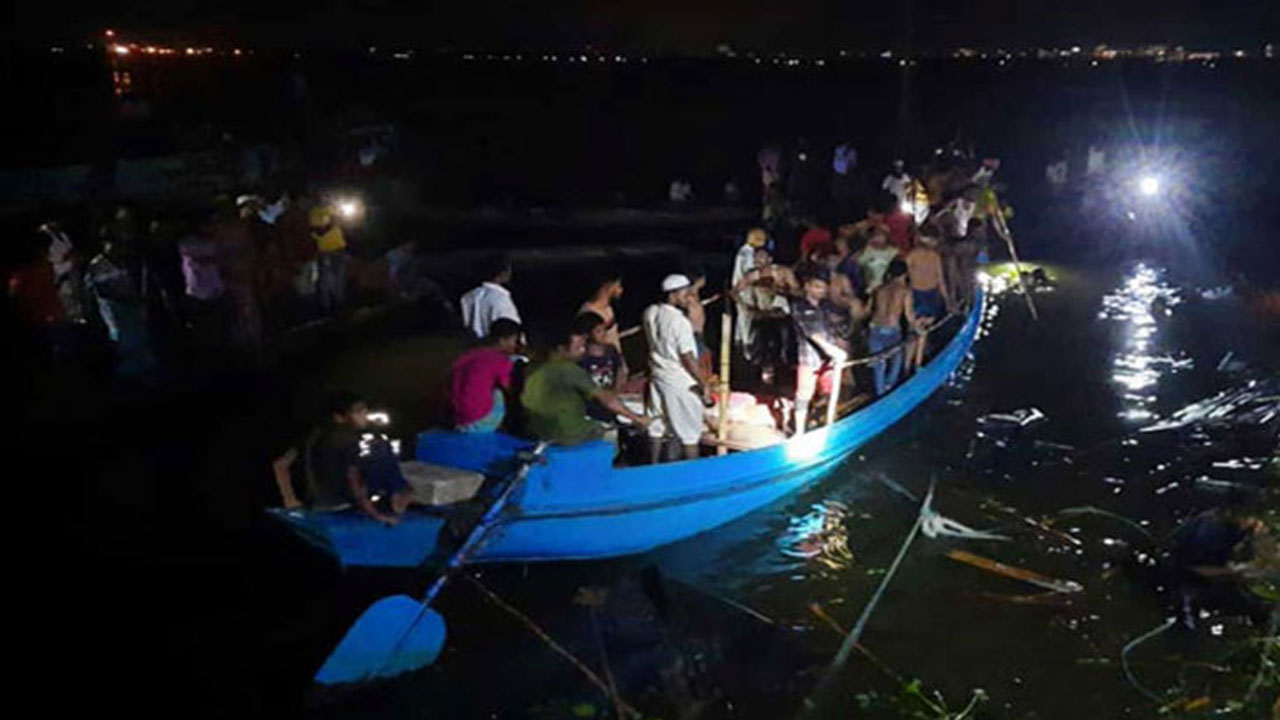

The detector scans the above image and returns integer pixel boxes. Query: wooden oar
[314,443,548,685]
[944,549,1082,594]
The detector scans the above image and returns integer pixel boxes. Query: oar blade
[315,595,447,685]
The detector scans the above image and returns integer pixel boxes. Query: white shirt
[952,197,976,237]
[882,173,910,203]
[460,281,521,338]
[731,243,756,288]
[643,302,698,387]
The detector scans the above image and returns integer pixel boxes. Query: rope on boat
[807,478,936,708]
[464,574,643,720]
[1120,616,1179,703]
[839,309,963,369]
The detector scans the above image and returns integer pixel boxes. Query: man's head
[592,273,624,302]
[885,258,908,284]
[753,246,774,267]
[236,194,264,220]
[572,311,610,347]
[746,227,768,248]
[487,318,522,353]
[552,323,589,361]
[484,254,513,285]
[868,229,889,248]
[326,391,370,429]
[892,159,905,174]
[800,271,829,303]
[661,273,692,305]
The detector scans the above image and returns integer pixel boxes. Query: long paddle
[314,442,548,685]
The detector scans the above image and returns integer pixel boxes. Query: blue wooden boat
[271,291,983,569]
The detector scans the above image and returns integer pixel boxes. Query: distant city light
[112,45,130,56]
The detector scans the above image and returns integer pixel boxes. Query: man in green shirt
[521,320,650,444]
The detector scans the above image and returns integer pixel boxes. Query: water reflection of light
[1100,264,1191,423]
[777,500,854,570]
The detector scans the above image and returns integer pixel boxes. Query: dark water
[280,251,1276,720]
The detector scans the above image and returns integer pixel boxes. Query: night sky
[8,0,1279,53]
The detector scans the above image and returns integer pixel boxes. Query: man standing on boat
[867,260,919,396]
[732,228,769,360]
[790,270,855,434]
[644,274,713,462]
[461,254,522,339]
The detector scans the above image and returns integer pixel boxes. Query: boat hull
[273,291,982,567]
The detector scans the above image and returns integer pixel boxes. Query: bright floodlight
[337,198,361,218]
[1138,175,1160,197]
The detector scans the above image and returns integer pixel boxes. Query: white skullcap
[661,274,691,292]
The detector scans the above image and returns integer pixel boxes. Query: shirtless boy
[904,228,950,372]
[867,259,919,396]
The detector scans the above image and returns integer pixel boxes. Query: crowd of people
[421,143,1010,498]
[5,192,425,376]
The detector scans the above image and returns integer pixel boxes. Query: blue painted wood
[266,508,448,568]
[313,596,447,684]
[274,291,982,568]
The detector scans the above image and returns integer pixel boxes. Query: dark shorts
[358,437,410,497]
[912,288,945,319]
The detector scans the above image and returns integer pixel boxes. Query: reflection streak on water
[1099,264,1191,423]
[776,500,854,571]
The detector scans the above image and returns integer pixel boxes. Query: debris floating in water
[1140,379,1280,433]
[978,407,1046,430]
[944,549,1084,594]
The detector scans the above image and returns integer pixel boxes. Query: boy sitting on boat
[447,318,522,433]
[272,391,413,526]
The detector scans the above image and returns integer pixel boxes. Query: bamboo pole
[716,300,732,455]
[825,355,843,427]
[944,549,1082,594]
[990,207,1039,321]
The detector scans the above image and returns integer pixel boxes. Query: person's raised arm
[272,448,302,509]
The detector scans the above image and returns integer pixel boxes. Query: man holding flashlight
[309,203,348,316]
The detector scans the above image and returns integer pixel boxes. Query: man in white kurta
[460,256,521,339]
[643,274,709,462]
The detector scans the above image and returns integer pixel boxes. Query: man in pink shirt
[449,319,522,433]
